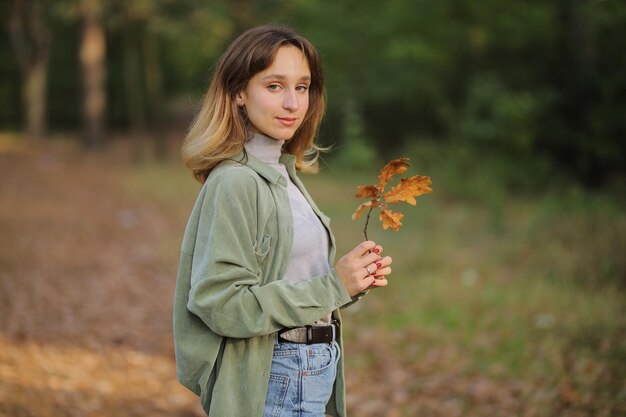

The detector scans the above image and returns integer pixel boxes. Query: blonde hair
[182,25,326,183]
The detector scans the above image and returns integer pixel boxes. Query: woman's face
[238,45,311,141]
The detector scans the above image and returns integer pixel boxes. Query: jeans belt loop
[306,325,313,344]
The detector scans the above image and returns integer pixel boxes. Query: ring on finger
[365,265,373,275]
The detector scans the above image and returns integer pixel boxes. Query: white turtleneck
[244,132,332,325]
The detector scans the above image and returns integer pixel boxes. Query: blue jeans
[263,339,340,417]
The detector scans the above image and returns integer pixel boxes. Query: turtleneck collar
[244,132,285,164]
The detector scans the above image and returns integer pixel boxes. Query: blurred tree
[79,0,106,148]
[229,0,255,34]
[5,0,50,140]
[547,0,606,185]
[288,0,626,186]
[1,0,624,186]
[105,0,237,157]
[106,1,151,159]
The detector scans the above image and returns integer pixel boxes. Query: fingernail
[373,248,380,254]
[376,262,382,268]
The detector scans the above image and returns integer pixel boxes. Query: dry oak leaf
[352,157,432,237]
[379,208,404,231]
[383,175,433,205]
[352,200,379,220]
[355,185,380,199]
[377,158,411,190]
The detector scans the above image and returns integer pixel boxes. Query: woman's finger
[349,241,377,258]
[377,256,392,268]
[359,252,382,268]
[374,266,392,277]
[362,263,378,278]
[361,275,376,289]
[361,255,392,273]
[369,277,388,288]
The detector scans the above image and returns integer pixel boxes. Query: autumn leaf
[383,175,433,205]
[377,158,411,190]
[352,157,432,239]
[355,185,379,199]
[352,200,379,220]
[379,209,404,231]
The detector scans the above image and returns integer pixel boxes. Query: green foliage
[332,100,379,170]
[1,0,625,186]
[453,77,546,152]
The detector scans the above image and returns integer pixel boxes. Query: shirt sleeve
[186,167,352,338]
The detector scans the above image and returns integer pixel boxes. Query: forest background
[0,1,624,416]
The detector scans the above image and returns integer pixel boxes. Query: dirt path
[0,140,204,416]
[0,139,578,417]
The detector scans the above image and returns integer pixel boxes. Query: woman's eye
[268,84,281,91]
[296,85,309,92]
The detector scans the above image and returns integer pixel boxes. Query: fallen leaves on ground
[0,139,614,417]
[0,140,203,417]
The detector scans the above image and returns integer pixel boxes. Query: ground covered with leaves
[0,137,623,417]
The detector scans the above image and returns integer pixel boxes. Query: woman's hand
[335,241,393,297]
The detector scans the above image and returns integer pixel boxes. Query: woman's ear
[235,92,246,107]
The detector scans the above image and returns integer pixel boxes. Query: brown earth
[0,139,597,417]
[0,139,205,417]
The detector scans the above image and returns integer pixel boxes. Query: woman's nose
[283,89,299,111]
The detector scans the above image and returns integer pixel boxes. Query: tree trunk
[7,0,50,140]
[555,0,598,184]
[123,26,146,161]
[22,58,48,140]
[80,0,107,149]
[144,34,166,159]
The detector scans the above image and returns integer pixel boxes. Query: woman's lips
[277,117,297,127]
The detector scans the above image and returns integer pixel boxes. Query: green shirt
[173,151,354,417]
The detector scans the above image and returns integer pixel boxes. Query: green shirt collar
[231,150,297,185]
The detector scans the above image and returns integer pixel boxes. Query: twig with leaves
[352,158,432,240]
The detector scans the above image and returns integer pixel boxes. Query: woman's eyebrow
[261,74,311,82]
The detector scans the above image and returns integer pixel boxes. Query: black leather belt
[277,320,340,344]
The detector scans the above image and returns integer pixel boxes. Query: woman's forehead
[257,45,311,80]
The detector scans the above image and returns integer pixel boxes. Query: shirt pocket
[254,234,272,258]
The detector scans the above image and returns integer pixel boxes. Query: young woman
[173,25,393,417]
